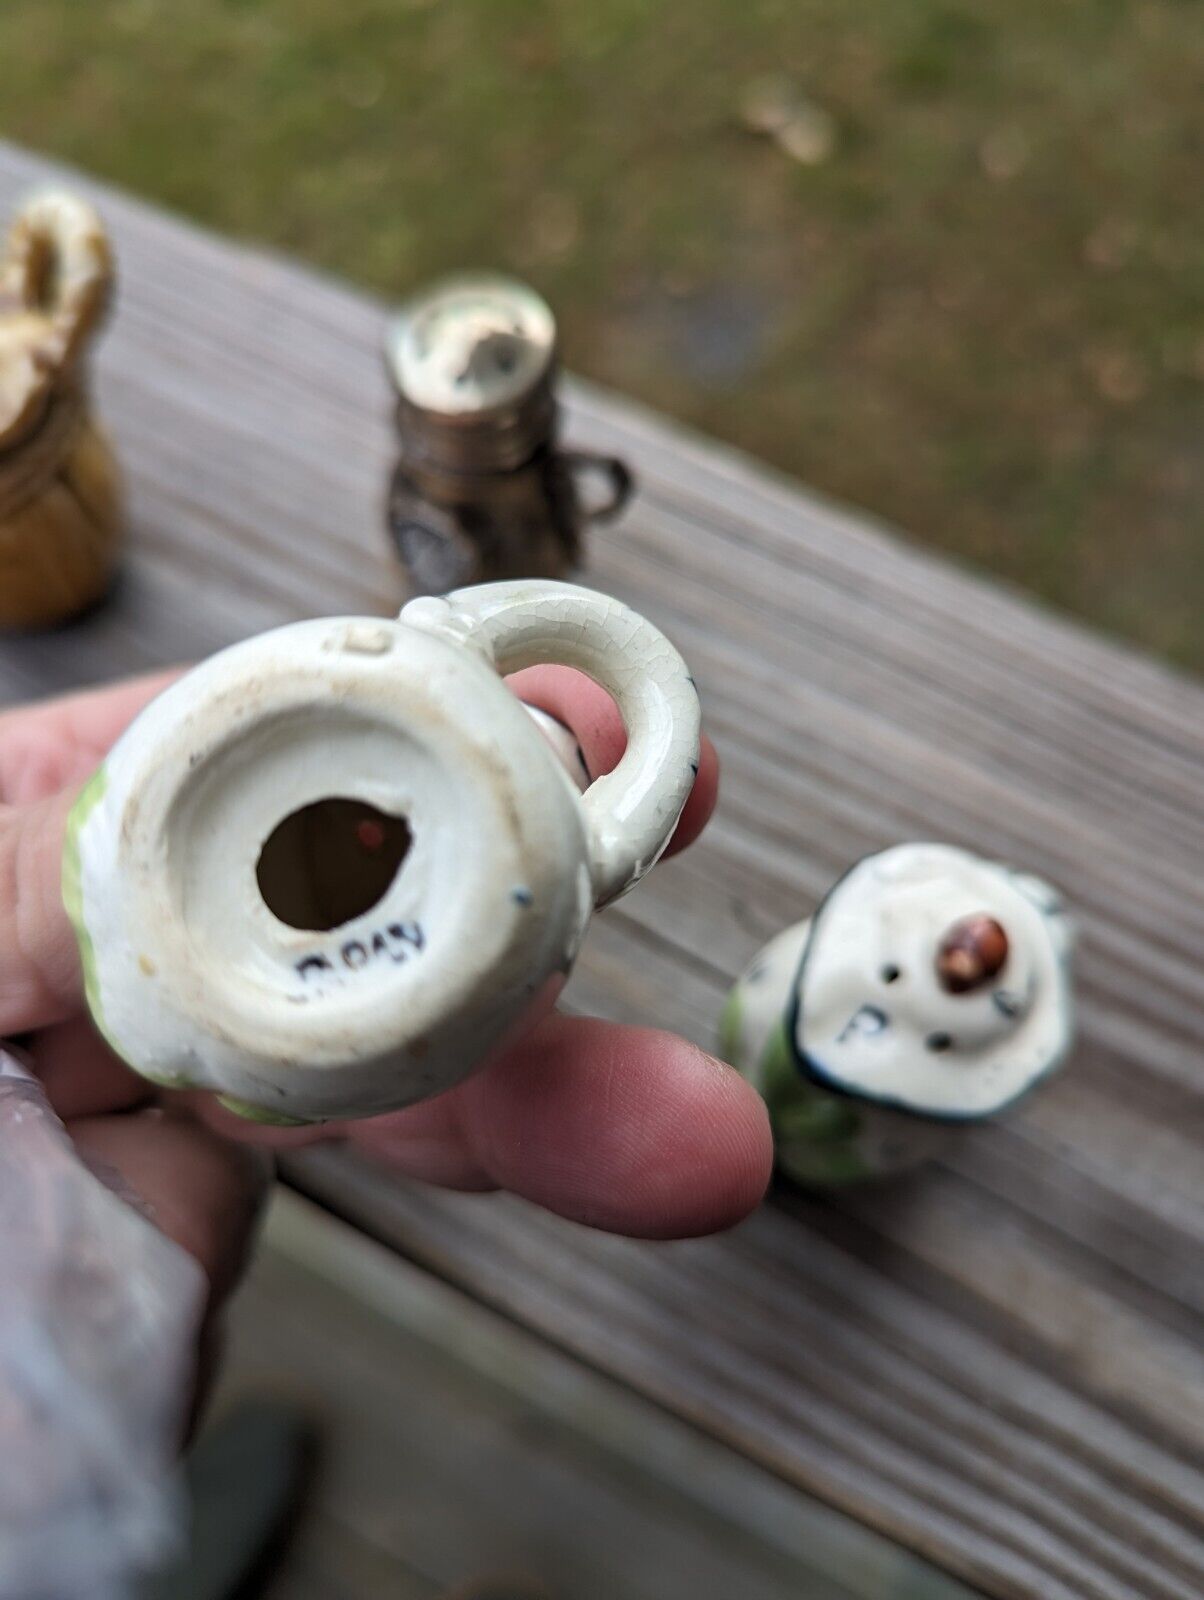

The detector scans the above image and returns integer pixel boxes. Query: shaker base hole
[256,798,412,932]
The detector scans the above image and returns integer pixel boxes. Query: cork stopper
[385,275,558,474]
[0,192,113,451]
[935,914,1010,993]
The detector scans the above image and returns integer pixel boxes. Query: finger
[0,668,180,803]
[0,787,81,1032]
[350,1012,773,1238]
[0,661,715,1036]
[0,673,181,1033]
[182,1091,335,1152]
[30,1012,152,1119]
[2,664,716,841]
[68,1106,271,1312]
[507,665,719,857]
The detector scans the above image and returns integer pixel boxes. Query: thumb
[0,788,81,1034]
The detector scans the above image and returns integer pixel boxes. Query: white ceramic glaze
[720,843,1075,1185]
[65,580,700,1124]
[386,276,556,418]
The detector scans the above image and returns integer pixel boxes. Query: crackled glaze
[720,843,1075,1184]
[65,580,700,1124]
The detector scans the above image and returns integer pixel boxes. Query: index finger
[0,662,718,1038]
[507,664,719,858]
[0,670,181,804]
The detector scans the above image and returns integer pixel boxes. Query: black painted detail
[295,921,427,983]
[296,955,334,981]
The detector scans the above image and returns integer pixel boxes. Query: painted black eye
[880,964,901,984]
[926,1031,954,1053]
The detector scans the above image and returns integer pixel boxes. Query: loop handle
[401,581,700,906]
[562,450,633,523]
[0,192,113,447]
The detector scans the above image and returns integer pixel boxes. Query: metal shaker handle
[562,450,634,523]
[401,580,701,906]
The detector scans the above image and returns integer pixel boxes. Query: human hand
[0,666,771,1334]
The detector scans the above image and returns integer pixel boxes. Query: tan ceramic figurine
[0,191,121,629]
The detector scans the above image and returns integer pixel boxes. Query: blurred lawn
[2,0,1201,667]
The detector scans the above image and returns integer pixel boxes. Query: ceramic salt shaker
[384,275,632,594]
[0,191,121,629]
[720,843,1075,1185]
[64,579,699,1125]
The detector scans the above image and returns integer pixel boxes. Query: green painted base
[217,1096,319,1129]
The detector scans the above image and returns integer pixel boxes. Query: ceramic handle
[562,450,634,523]
[401,581,701,906]
[0,192,114,448]
[2,192,113,368]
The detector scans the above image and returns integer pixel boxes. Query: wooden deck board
[209,1190,974,1600]
[0,142,1200,1599]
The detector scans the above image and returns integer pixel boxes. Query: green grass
[2,0,1201,668]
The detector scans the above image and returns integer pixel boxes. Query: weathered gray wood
[0,141,1200,1600]
[289,1150,1204,1600]
[211,1190,975,1600]
[214,1196,979,1600]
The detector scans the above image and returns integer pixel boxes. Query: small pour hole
[880,964,901,984]
[256,798,412,933]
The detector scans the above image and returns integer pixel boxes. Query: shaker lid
[386,275,556,419]
[789,842,1075,1120]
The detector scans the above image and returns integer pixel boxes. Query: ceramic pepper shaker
[720,842,1075,1185]
[384,275,632,595]
[0,191,121,629]
[63,578,699,1125]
